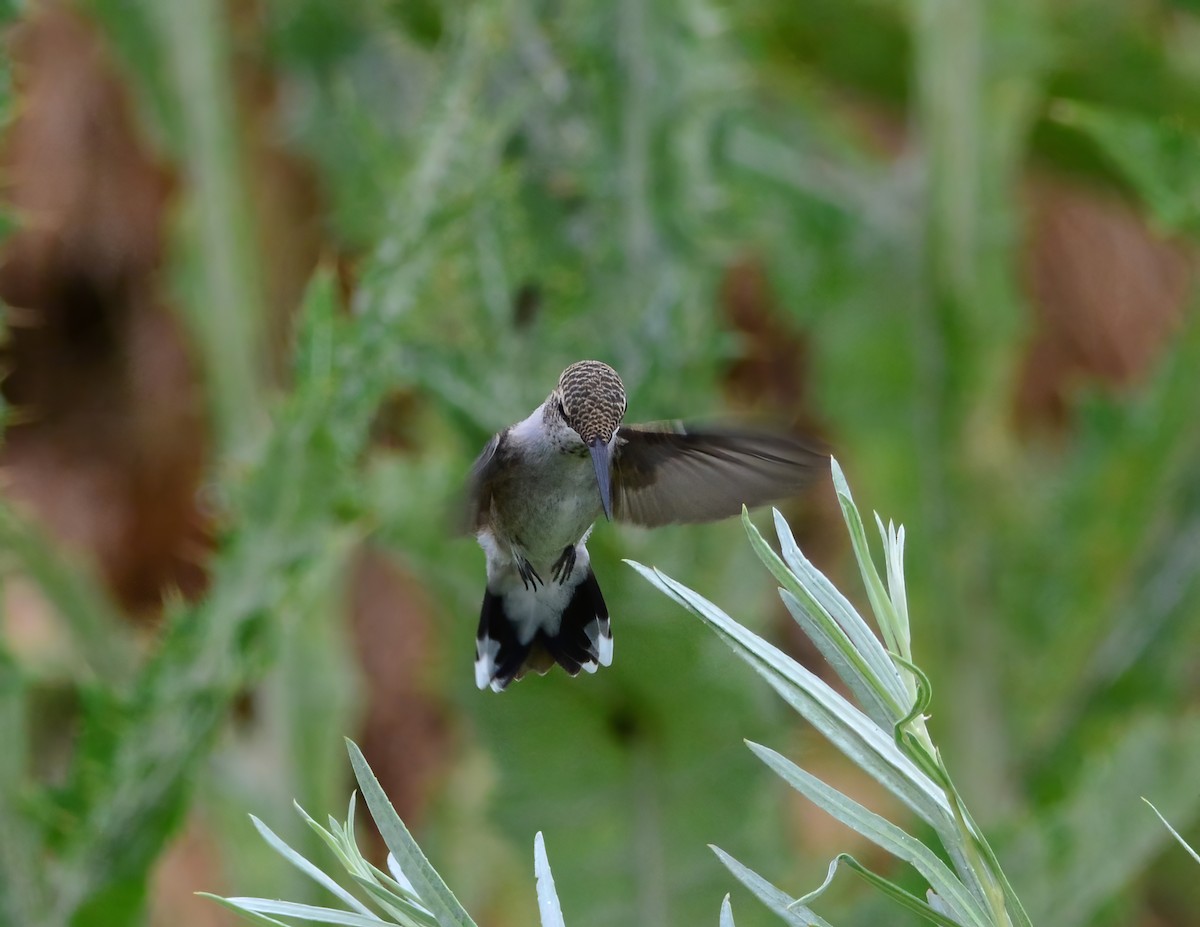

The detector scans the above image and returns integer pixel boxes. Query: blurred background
[1,0,1200,925]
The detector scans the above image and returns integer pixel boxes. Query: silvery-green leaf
[798,856,961,927]
[345,792,365,873]
[719,894,735,927]
[746,742,989,927]
[768,509,908,710]
[200,894,291,927]
[743,508,901,725]
[212,896,387,926]
[534,832,566,927]
[829,458,901,654]
[349,875,439,927]
[347,740,477,927]
[387,853,421,899]
[777,588,894,728]
[294,801,360,876]
[1145,798,1200,865]
[248,815,375,919]
[709,846,832,927]
[627,561,953,835]
[874,514,911,659]
[928,891,955,918]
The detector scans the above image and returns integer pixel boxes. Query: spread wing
[611,423,828,527]
[461,431,505,534]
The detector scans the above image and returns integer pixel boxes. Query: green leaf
[768,508,908,710]
[199,893,294,927]
[777,587,893,728]
[294,802,362,882]
[742,508,903,726]
[873,514,911,659]
[626,560,954,835]
[213,896,389,926]
[247,815,376,918]
[349,875,439,927]
[149,0,269,455]
[346,740,477,927]
[829,459,902,654]
[798,855,962,927]
[709,846,832,927]
[746,742,990,927]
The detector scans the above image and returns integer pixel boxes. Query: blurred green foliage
[1,0,1200,925]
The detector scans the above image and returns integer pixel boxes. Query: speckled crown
[556,360,627,443]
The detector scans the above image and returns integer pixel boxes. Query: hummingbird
[465,360,827,692]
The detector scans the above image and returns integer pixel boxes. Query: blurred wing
[460,431,504,534]
[611,423,828,527]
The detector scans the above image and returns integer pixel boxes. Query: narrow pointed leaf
[719,894,735,927]
[709,846,832,927]
[534,832,566,927]
[743,506,902,723]
[295,801,364,880]
[778,588,894,728]
[369,860,427,906]
[349,875,439,927]
[829,458,901,653]
[1145,799,1200,866]
[215,896,386,926]
[798,855,961,927]
[346,740,477,927]
[747,742,989,927]
[200,894,291,927]
[945,784,1032,927]
[627,561,953,834]
[249,815,375,918]
[768,508,908,708]
[875,515,911,658]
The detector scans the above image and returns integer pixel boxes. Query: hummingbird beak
[588,438,613,521]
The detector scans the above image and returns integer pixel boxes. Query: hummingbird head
[554,360,627,444]
[552,360,627,520]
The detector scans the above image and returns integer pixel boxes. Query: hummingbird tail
[474,568,613,692]
[543,568,612,676]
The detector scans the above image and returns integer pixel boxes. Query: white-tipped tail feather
[475,567,611,691]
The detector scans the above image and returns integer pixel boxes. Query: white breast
[484,407,607,566]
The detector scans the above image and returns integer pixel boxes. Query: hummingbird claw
[551,545,577,584]
[517,557,543,591]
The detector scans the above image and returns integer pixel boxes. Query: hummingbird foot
[551,545,577,584]
[516,557,543,591]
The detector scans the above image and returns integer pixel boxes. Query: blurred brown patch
[148,816,232,927]
[719,256,847,675]
[227,6,454,836]
[818,97,1195,432]
[0,3,451,923]
[722,257,819,428]
[1018,174,1194,432]
[349,548,453,832]
[0,2,210,619]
